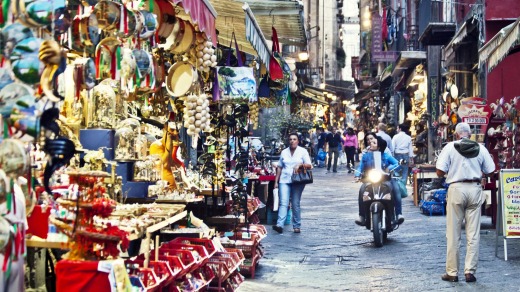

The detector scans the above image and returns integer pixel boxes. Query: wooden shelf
[26,236,70,249]
[146,211,187,234]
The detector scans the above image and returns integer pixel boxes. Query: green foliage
[267,109,314,138]
[218,67,237,77]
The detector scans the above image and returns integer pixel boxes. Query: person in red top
[343,127,358,173]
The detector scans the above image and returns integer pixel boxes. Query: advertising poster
[500,170,520,237]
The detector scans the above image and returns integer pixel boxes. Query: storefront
[0,0,306,290]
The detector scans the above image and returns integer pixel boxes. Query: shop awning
[209,0,307,57]
[354,81,378,104]
[443,19,477,65]
[243,3,271,70]
[391,51,426,79]
[479,17,520,72]
[174,0,218,46]
[300,90,328,105]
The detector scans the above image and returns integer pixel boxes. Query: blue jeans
[391,179,403,216]
[276,183,306,228]
[393,153,409,185]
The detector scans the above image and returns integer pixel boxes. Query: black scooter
[357,163,403,247]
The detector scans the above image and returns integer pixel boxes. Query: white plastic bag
[272,187,279,211]
[340,152,347,164]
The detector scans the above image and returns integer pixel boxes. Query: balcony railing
[418,0,465,45]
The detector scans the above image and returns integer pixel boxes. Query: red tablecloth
[259,175,276,181]
[56,260,111,292]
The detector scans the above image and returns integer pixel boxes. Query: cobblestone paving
[240,166,520,291]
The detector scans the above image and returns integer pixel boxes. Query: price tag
[241,232,251,239]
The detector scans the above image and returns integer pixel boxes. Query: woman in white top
[273,133,312,234]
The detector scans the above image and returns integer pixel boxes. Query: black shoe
[465,273,476,282]
[441,274,458,282]
[272,225,283,234]
[355,216,365,226]
[333,170,337,173]
[397,215,405,224]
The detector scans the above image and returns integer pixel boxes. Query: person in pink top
[343,127,358,173]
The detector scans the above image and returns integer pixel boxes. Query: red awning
[173,0,218,46]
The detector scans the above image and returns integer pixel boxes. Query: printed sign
[371,15,397,62]
[499,170,520,237]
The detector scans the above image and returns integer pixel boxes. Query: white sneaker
[397,214,405,224]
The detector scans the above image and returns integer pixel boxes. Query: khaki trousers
[446,182,485,276]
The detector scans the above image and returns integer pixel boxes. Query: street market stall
[0,0,312,288]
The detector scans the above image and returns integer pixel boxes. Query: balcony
[418,0,460,46]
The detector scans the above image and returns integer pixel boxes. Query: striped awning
[209,0,307,57]
[300,90,328,105]
[173,0,218,46]
[479,17,520,72]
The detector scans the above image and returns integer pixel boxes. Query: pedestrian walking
[273,133,313,234]
[343,127,358,173]
[355,127,364,162]
[435,122,495,283]
[325,126,341,173]
[316,128,326,167]
[392,124,414,184]
[376,123,393,153]
[310,128,318,163]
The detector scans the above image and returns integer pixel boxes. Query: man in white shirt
[392,124,414,184]
[436,122,495,283]
[376,123,393,153]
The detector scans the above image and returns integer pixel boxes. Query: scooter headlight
[367,170,382,183]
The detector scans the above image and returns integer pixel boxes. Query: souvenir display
[183,93,211,137]
[89,83,116,128]
[0,0,273,290]
[166,61,197,97]
[115,127,137,160]
[9,37,44,85]
[195,37,218,72]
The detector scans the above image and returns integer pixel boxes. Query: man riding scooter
[354,133,404,227]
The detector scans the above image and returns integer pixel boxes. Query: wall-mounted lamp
[298,52,309,61]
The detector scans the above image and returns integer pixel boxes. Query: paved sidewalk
[241,166,520,291]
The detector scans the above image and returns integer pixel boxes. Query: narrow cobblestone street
[241,166,520,291]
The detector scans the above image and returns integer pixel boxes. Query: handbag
[216,32,257,103]
[291,168,313,184]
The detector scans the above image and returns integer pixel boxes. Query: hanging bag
[269,27,291,90]
[216,32,257,103]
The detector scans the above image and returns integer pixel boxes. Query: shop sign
[457,97,491,125]
[499,169,520,238]
[371,15,398,62]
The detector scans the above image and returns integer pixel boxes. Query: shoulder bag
[291,168,313,184]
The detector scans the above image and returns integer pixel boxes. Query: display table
[412,165,438,206]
